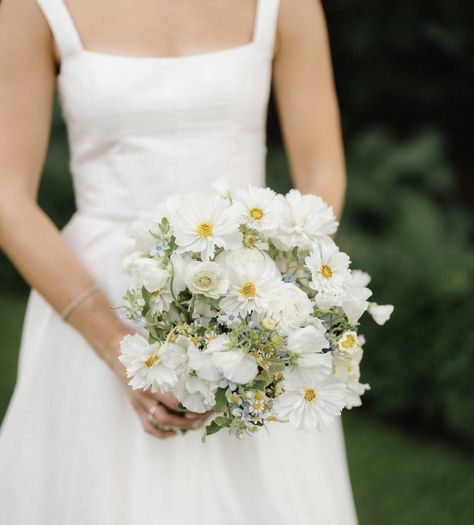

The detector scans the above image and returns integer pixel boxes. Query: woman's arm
[0,0,206,437]
[272,0,347,220]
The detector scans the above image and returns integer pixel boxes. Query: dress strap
[253,0,281,58]
[35,0,83,60]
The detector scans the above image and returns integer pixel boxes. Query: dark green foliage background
[0,1,472,446]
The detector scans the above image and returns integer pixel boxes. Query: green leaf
[205,421,222,436]
[251,379,267,391]
[214,387,227,412]
[214,416,231,428]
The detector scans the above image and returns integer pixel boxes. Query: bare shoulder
[274,0,327,58]
[0,0,54,65]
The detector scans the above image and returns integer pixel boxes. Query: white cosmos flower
[273,369,347,432]
[188,343,222,382]
[341,270,373,324]
[184,261,229,298]
[174,374,219,413]
[233,185,285,234]
[204,334,259,385]
[273,189,339,250]
[125,256,173,313]
[171,339,220,413]
[345,377,370,409]
[305,239,351,308]
[119,334,186,393]
[166,192,241,261]
[268,283,314,335]
[368,303,394,325]
[287,326,331,372]
[217,249,282,316]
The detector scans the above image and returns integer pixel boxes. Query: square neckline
[62,0,263,64]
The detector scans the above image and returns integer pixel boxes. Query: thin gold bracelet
[61,284,100,321]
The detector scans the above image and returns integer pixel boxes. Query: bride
[0,0,358,523]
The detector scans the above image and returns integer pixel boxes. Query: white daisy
[119,334,186,393]
[233,185,285,234]
[166,192,241,261]
[273,189,339,250]
[218,250,282,316]
[184,260,229,298]
[287,326,331,372]
[273,369,347,432]
[337,330,362,356]
[305,239,351,308]
[368,303,394,325]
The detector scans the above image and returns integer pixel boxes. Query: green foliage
[269,127,473,444]
[338,128,474,443]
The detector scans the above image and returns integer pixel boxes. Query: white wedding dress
[0,1,358,523]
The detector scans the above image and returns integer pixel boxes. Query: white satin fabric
[0,1,358,523]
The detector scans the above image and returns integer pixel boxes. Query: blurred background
[0,1,473,523]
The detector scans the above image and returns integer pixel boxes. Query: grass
[1,292,473,523]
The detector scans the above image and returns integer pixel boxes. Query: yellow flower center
[250,207,264,220]
[255,392,264,401]
[252,401,262,410]
[145,354,159,368]
[196,222,213,238]
[191,336,199,345]
[240,280,257,299]
[267,415,277,422]
[230,394,240,404]
[244,234,257,247]
[198,276,212,287]
[347,365,353,372]
[342,334,356,349]
[304,388,317,402]
[320,264,333,279]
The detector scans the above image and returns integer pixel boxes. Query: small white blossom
[368,303,394,325]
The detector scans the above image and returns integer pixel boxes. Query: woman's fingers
[156,392,210,420]
[138,404,177,440]
[153,403,205,430]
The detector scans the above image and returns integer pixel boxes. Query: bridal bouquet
[118,182,393,439]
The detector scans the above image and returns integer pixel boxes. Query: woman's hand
[106,330,212,440]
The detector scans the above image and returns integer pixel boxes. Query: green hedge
[268,128,474,443]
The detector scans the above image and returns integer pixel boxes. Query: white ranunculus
[184,260,229,298]
[119,334,186,393]
[337,330,362,355]
[273,369,347,432]
[232,185,286,234]
[166,192,242,261]
[287,326,331,372]
[217,249,282,316]
[269,283,314,335]
[305,239,351,308]
[368,303,394,325]
[272,189,339,250]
